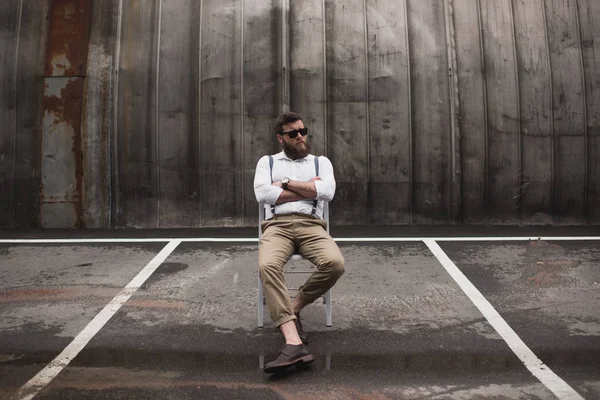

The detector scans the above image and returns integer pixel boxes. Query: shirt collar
[275,151,313,162]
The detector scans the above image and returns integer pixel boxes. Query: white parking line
[423,239,584,400]
[15,240,181,400]
[1,236,599,244]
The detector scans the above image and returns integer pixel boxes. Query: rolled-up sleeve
[254,155,283,204]
[314,156,336,201]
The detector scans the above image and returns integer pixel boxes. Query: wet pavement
[1,227,599,399]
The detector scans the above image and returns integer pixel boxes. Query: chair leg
[325,290,332,327]
[257,272,264,328]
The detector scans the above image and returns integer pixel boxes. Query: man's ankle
[279,320,303,344]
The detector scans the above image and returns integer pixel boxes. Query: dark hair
[273,111,302,135]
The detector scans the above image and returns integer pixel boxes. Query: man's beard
[283,140,311,160]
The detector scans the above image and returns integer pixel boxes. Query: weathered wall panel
[15,0,49,229]
[289,0,326,156]
[41,0,90,228]
[454,0,486,224]
[44,0,89,77]
[545,0,587,224]
[82,0,118,228]
[158,0,201,227]
[512,0,553,224]
[200,0,243,227]
[325,0,369,224]
[578,0,600,223]
[243,0,281,226]
[0,0,20,228]
[445,0,462,224]
[41,76,84,228]
[367,0,411,224]
[407,0,452,224]
[115,0,160,228]
[3,1,600,228]
[480,0,520,224]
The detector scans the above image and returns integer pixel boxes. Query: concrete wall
[0,0,599,228]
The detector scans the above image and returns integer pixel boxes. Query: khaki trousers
[258,214,345,327]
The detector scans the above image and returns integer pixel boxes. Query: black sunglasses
[280,127,308,138]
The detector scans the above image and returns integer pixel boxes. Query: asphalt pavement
[1,227,599,399]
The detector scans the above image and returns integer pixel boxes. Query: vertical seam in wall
[541,0,555,222]
[12,0,24,228]
[240,0,245,223]
[363,0,370,183]
[83,4,93,228]
[198,0,203,227]
[508,0,521,223]
[281,0,284,112]
[574,0,589,223]
[155,0,163,228]
[112,0,124,227]
[476,0,488,224]
[404,0,412,224]
[444,0,461,224]
[281,0,290,113]
[322,0,328,156]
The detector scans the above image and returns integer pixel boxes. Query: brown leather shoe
[263,344,315,373]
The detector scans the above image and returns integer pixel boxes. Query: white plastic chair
[257,202,332,327]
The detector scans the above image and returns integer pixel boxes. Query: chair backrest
[258,201,329,239]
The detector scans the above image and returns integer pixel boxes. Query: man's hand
[273,178,319,202]
[275,177,318,188]
[286,179,318,199]
[272,180,306,203]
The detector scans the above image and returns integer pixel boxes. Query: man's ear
[276,134,283,144]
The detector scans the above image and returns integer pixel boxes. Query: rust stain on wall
[41,0,90,228]
[44,0,91,76]
[41,77,85,226]
[43,77,84,127]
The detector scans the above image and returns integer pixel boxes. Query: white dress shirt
[253,151,336,220]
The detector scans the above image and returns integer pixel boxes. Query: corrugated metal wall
[0,0,599,229]
[1,0,49,229]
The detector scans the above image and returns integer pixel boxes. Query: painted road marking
[1,236,599,244]
[15,240,181,400]
[424,239,584,400]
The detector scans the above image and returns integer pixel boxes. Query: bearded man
[253,111,345,373]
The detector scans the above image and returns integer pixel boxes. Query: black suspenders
[310,156,319,217]
[268,156,275,216]
[268,155,319,218]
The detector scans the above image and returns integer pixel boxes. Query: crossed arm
[272,178,320,204]
[253,155,336,206]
